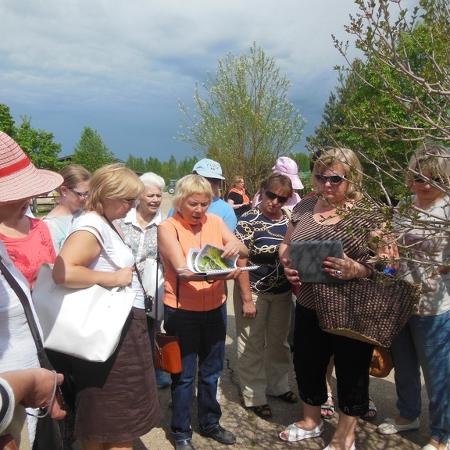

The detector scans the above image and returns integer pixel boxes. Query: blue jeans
[164,304,226,442]
[391,310,450,443]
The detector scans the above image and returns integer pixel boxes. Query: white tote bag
[142,258,164,321]
[32,264,135,362]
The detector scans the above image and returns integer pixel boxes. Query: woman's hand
[323,253,370,280]
[221,242,241,259]
[114,267,134,287]
[242,300,257,318]
[282,260,301,287]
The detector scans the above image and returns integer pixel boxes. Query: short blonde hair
[312,147,363,201]
[173,174,213,211]
[406,143,450,189]
[85,163,144,215]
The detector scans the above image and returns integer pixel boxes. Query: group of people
[0,128,448,450]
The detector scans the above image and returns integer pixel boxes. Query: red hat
[0,132,63,202]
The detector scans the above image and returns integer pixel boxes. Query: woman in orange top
[226,175,251,218]
[158,174,247,450]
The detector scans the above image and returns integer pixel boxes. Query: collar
[174,211,207,230]
[123,207,162,230]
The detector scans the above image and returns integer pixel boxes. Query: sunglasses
[69,188,89,198]
[315,174,345,184]
[265,190,288,204]
[413,175,441,184]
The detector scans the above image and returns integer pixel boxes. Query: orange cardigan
[159,213,227,311]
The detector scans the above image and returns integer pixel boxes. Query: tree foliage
[308,0,449,202]
[179,43,304,195]
[0,103,62,170]
[72,127,116,173]
[126,154,198,183]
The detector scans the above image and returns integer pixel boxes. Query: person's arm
[279,222,301,287]
[227,191,246,209]
[0,368,66,430]
[221,221,248,259]
[53,230,133,288]
[158,222,240,282]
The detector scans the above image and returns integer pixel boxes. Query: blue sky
[0,0,362,162]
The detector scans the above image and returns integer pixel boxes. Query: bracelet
[26,370,58,419]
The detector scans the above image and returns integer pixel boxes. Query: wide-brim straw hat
[0,132,63,202]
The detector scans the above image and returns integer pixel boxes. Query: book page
[195,244,237,272]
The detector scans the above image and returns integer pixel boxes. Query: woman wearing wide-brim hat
[0,131,62,286]
[0,131,63,447]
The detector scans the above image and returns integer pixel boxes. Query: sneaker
[377,417,420,435]
[199,425,236,445]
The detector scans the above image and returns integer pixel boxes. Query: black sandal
[276,391,299,404]
[248,404,273,419]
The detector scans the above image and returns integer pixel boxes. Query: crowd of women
[0,128,448,450]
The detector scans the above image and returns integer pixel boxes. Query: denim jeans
[391,310,450,443]
[164,304,226,442]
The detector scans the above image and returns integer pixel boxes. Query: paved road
[135,194,430,450]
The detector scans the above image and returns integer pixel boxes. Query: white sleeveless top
[71,212,144,309]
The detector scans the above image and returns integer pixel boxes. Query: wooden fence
[31,192,58,215]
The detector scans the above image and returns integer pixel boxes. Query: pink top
[0,218,56,287]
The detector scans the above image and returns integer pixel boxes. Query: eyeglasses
[70,188,89,198]
[315,174,345,185]
[265,190,288,204]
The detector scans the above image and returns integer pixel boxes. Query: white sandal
[279,421,323,442]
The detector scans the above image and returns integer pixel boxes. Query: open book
[187,244,259,275]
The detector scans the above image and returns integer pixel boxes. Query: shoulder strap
[0,257,52,370]
[103,216,153,315]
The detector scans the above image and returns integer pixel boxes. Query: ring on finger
[335,270,343,277]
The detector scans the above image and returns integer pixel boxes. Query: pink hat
[0,132,63,202]
[272,156,304,190]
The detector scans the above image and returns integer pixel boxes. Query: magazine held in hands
[187,244,259,275]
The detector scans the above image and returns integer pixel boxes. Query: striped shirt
[290,196,378,309]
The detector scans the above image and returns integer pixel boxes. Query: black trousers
[293,304,373,416]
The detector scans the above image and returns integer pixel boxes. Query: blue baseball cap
[192,158,225,180]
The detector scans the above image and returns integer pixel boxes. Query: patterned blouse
[117,208,161,278]
[235,208,291,294]
[290,196,379,309]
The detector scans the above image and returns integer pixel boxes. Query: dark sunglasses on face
[69,188,89,198]
[315,174,345,184]
[265,190,288,204]
[413,175,441,184]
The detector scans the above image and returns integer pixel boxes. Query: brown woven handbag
[312,273,420,347]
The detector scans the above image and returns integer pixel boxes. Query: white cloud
[1,0,358,90]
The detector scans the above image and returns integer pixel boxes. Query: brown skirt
[69,308,160,442]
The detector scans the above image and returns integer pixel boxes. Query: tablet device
[290,240,344,283]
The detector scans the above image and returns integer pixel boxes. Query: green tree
[14,117,63,170]
[0,104,62,170]
[179,43,304,195]
[0,104,16,136]
[72,127,116,172]
[308,0,449,202]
